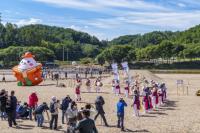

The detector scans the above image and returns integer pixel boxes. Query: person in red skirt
[124,81,130,98]
[152,85,159,109]
[115,80,120,96]
[131,89,140,117]
[75,85,81,101]
[142,87,153,114]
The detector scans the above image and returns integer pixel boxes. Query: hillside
[1,23,200,67]
[109,25,200,47]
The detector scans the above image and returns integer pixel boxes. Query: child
[132,89,140,117]
[75,85,81,101]
[124,81,130,98]
[85,78,91,92]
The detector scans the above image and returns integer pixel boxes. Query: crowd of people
[0,73,168,132]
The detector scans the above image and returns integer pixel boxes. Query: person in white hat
[49,96,60,130]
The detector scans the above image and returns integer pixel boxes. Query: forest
[0,21,200,67]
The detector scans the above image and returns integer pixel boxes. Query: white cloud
[16,0,200,40]
[33,0,168,13]
[16,18,42,26]
[69,25,82,31]
[177,3,186,7]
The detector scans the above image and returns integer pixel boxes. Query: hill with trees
[0,21,200,67]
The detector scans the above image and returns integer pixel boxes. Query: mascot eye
[27,61,30,63]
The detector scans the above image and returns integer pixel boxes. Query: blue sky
[1,0,200,40]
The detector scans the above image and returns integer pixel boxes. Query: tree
[81,44,99,57]
[96,45,136,65]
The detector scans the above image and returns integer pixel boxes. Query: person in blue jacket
[117,97,127,131]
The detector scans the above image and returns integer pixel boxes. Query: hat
[22,52,35,58]
[52,96,56,101]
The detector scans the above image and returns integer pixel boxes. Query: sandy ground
[0,70,200,133]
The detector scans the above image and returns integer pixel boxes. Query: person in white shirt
[66,101,78,132]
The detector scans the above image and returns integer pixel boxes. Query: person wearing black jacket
[61,95,71,124]
[0,89,7,120]
[94,96,108,126]
[34,102,49,127]
[6,91,17,127]
[74,110,98,133]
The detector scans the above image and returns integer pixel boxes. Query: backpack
[50,102,55,113]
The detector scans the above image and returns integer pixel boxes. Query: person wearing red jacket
[28,92,38,120]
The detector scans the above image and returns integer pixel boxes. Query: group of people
[74,77,103,102]
[0,88,131,132]
[0,73,168,132]
[0,90,18,127]
[111,77,167,117]
[0,90,99,132]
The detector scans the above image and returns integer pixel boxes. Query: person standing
[111,80,116,93]
[115,80,121,96]
[142,87,153,114]
[86,78,91,92]
[75,85,81,101]
[61,95,71,124]
[124,81,130,98]
[66,101,78,132]
[95,77,102,93]
[34,102,49,127]
[74,110,98,133]
[117,98,127,131]
[49,96,59,130]
[131,90,140,117]
[6,91,18,127]
[0,89,7,120]
[152,86,158,109]
[28,92,38,120]
[94,96,108,126]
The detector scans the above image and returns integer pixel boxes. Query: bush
[80,58,94,64]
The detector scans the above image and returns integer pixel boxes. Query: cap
[22,52,35,58]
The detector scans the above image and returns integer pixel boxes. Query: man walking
[6,91,18,127]
[117,97,127,131]
[94,96,108,126]
[49,96,59,130]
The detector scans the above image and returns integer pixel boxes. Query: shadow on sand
[37,83,56,86]
[82,91,110,94]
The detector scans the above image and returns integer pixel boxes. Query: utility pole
[62,45,65,62]
[67,48,69,63]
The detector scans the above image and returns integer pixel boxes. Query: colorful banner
[121,62,129,76]
[111,63,119,81]
[121,62,131,83]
